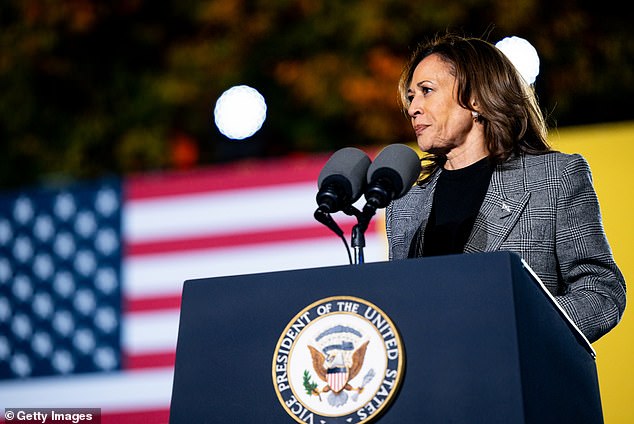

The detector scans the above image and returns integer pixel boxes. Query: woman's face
[406,54,483,161]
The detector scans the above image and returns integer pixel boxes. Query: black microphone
[316,147,371,213]
[364,144,421,209]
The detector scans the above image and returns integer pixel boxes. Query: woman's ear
[470,99,483,122]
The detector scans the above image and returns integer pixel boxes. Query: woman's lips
[414,124,428,136]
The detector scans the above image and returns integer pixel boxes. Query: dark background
[1,0,632,189]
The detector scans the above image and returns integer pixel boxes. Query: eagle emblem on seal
[305,324,373,407]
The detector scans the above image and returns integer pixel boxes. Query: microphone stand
[343,203,378,265]
[316,183,387,266]
[351,224,365,265]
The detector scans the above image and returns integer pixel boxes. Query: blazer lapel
[391,170,439,260]
[465,156,530,253]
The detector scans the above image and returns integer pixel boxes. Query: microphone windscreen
[367,144,421,199]
[318,147,371,201]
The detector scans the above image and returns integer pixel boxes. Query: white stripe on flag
[122,310,180,355]
[124,182,320,243]
[0,368,173,411]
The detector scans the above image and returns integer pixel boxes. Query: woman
[385,34,626,342]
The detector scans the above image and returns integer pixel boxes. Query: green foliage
[303,370,319,396]
[0,0,632,188]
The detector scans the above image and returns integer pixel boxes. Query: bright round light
[495,36,540,85]
[214,85,267,140]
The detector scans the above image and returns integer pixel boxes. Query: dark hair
[399,34,551,181]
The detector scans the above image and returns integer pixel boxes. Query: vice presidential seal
[272,296,404,423]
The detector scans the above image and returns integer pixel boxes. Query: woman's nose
[408,97,422,118]
[408,102,421,118]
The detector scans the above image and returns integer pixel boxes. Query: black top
[409,157,494,258]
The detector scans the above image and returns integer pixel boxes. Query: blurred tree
[0,0,632,189]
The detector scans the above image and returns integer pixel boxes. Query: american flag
[0,154,387,423]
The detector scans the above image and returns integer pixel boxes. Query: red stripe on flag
[125,224,347,256]
[123,352,176,370]
[101,408,170,424]
[124,295,181,313]
[126,155,329,200]
[0,409,172,424]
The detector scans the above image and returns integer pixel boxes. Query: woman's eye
[422,87,432,95]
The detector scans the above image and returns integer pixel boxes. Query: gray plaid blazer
[386,152,626,342]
